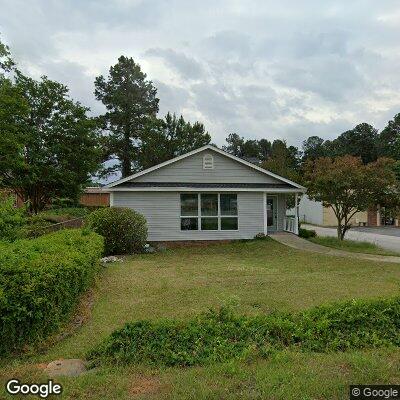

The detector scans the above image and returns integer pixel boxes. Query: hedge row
[88,297,400,367]
[0,229,104,355]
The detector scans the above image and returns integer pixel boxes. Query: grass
[1,238,400,398]
[309,236,400,256]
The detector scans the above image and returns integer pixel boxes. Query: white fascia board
[108,187,306,193]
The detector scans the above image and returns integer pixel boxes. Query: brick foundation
[150,240,233,249]
[367,207,378,226]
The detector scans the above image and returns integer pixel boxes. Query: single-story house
[298,195,399,227]
[105,145,306,242]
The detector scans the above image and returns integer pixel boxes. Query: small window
[203,154,214,169]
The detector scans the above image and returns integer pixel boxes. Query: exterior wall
[80,192,110,207]
[367,207,378,226]
[112,191,268,241]
[323,208,367,226]
[133,150,282,184]
[298,195,368,227]
[298,195,324,225]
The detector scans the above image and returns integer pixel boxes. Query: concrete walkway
[272,232,400,264]
[301,224,400,253]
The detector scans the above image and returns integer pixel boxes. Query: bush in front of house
[88,296,400,367]
[299,228,317,239]
[86,207,148,256]
[0,229,104,355]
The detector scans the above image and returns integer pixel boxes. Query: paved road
[272,232,400,263]
[302,224,400,253]
[352,226,400,237]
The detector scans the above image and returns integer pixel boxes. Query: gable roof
[105,145,306,190]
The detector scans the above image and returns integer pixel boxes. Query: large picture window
[180,193,238,231]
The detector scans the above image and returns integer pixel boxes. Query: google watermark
[5,379,62,398]
[350,385,400,400]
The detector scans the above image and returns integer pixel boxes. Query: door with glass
[266,196,277,231]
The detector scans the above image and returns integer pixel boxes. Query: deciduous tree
[304,156,399,240]
[0,39,101,213]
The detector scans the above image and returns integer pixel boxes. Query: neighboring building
[80,187,110,207]
[298,195,399,227]
[2,187,110,208]
[105,145,306,242]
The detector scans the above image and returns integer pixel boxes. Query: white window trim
[180,193,239,232]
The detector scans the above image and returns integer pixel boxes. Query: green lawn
[1,238,400,399]
[309,236,400,256]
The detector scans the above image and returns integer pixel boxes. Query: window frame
[179,193,239,231]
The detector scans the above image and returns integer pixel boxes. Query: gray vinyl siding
[133,150,281,184]
[113,191,266,241]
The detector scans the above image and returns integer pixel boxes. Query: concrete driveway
[302,224,400,253]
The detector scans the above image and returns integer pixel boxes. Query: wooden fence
[28,217,85,237]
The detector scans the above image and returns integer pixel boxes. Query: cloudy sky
[1,0,400,147]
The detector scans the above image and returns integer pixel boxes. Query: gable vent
[203,154,214,170]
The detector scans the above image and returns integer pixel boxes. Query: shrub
[38,207,89,222]
[86,207,147,255]
[299,228,317,239]
[0,196,27,242]
[88,297,400,367]
[0,229,103,355]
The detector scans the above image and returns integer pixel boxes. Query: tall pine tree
[94,56,159,177]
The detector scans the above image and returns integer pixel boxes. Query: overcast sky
[1,0,400,147]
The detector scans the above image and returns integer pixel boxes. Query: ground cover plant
[0,229,103,355]
[88,297,400,367]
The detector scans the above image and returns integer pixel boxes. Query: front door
[266,196,277,231]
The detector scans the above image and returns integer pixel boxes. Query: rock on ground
[45,359,86,377]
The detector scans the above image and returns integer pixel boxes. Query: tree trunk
[337,224,342,240]
[121,131,132,177]
[121,157,131,178]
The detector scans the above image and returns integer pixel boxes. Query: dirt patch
[129,376,168,397]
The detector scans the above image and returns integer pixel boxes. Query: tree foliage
[328,123,379,164]
[0,39,102,213]
[222,133,272,161]
[137,112,211,170]
[378,113,400,160]
[302,136,326,161]
[95,56,159,177]
[304,156,399,239]
[262,139,301,182]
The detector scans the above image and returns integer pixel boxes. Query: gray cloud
[145,48,205,80]
[1,0,399,147]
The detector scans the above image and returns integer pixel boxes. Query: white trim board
[108,187,304,193]
[105,145,306,190]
